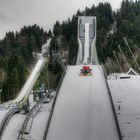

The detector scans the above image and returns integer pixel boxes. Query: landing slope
[108,74,140,140]
[46,65,119,140]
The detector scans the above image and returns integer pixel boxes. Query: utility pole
[124,37,140,70]
[113,51,123,73]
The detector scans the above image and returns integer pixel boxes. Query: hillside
[0,25,51,101]
[0,0,140,101]
[49,0,140,74]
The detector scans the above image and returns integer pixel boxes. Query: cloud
[0,0,122,39]
[0,12,11,23]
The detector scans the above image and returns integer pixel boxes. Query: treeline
[100,0,140,72]
[50,0,140,73]
[0,24,50,101]
[119,0,140,44]
[1,0,140,101]
[49,2,114,65]
[49,18,78,65]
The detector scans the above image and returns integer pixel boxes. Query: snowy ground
[1,114,26,140]
[46,65,119,140]
[28,100,53,140]
[14,57,46,104]
[108,74,140,140]
[13,39,51,105]
[1,97,53,140]
[0,109,10,126]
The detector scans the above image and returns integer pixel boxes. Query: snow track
[108,74,140,140]
[0,109,18,139]
[13,39,51,107]
[45,65,120,140]
[17,90,53,140]
[1,114,25,140]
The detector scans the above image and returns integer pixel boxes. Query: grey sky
[0,0,122,39]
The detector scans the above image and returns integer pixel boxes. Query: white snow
[0,110,10,126]
[13,39,51,105]
[1,39,51,140]
[1,99,53,140]
[28,101,53,140]
[46,65,119,140]
[108,74,140,140]
[1,114,26,140]
[14,58,46,104]
[29,94,34,104]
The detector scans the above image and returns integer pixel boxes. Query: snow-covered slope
[0,110,10,126]
[46,65,119,140]
[29,101,53,140]
[1,114,25,140]
[13,39,51,106]
[14,58,46,105]
[108,74,140,140]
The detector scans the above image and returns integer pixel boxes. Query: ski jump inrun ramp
[45,16,120,140]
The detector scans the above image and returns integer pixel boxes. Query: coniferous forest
[0,0,140,101]
[0,25,51,101]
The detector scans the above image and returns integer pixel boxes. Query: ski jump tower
[76,16,99,65]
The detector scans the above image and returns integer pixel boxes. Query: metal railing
[17,90,53,140]
[101,65,122,140]
[0,108,19,139]
[42,68,67,140]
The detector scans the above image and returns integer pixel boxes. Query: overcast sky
[0,0,122,39]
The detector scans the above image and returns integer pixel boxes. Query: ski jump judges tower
[76,16,99,65]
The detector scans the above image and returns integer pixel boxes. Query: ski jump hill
[45,17,120,140]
